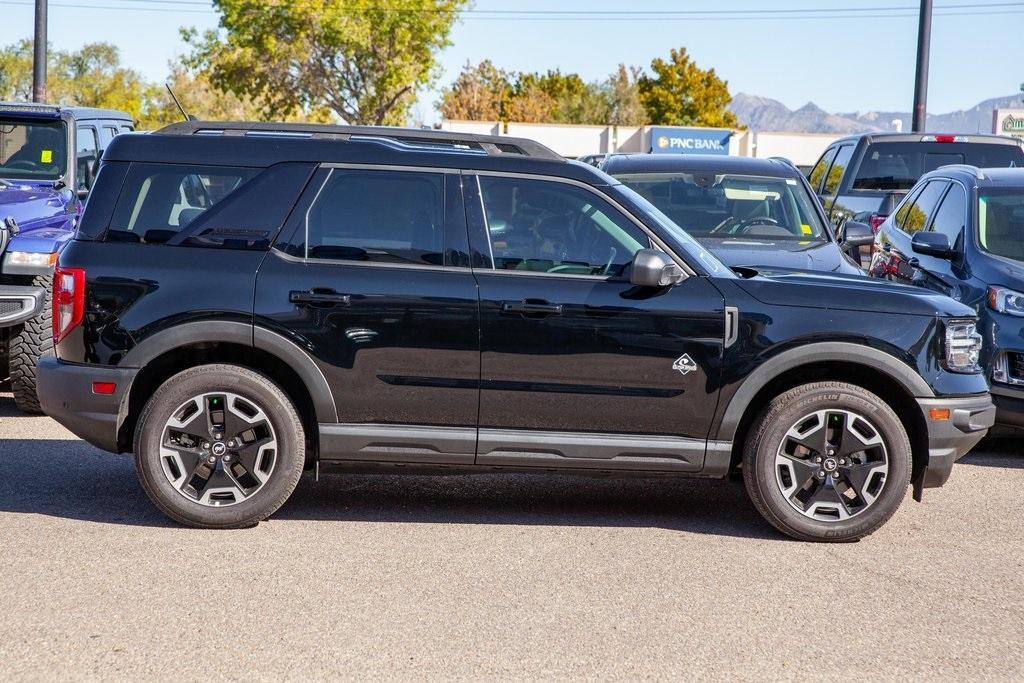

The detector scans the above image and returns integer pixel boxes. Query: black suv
[37,122,994,542]
[869,165,1024,432]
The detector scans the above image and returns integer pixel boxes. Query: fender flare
[119,320,338,423]
[715,342,933,443]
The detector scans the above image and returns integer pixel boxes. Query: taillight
[869,213,887,233]
[53,266,85,344]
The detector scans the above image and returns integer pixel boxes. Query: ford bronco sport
[0,102,133,413]
[37,122,994,542]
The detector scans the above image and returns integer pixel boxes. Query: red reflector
[92,382,116,395]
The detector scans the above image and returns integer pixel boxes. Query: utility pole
[32,0,48,103]
[911,0,932,132]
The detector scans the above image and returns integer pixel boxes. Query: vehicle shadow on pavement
[959,441,1024,470]
[0,431,777,538]
[277,472,780,540]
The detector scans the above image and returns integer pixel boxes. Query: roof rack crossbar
[155,120,563,160]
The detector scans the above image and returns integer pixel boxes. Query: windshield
[0,118,68,181]
[613,183,735,278]
[853,142,1024,191]
[614,171,828,242]
[978,187,1024,261]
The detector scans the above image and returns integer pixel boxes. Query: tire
[134,364,306,529]
[9,274,53,415]
[743,381,911,543]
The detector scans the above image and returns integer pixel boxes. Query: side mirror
[630,249,685,287]
[911,231,953,259]
[840,219,874,249]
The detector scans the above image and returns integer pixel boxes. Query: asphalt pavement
[0,386,1021,680]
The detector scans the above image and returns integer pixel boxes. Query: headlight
[5,251,58,269]
[944,319,982,372]
[987,286,1024,316]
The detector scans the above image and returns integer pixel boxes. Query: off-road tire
[743,381,912,543]
[9,274,53,414]
[134,364,306,529]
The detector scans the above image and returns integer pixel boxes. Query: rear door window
[808,147,837,193]
[108,163,258,244]
[896,180,948,234]
[822,144,854,202]
[305,169,445,266]
[930,183,967,242]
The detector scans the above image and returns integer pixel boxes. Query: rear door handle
[500,300,563,316]
[289,289,351,306]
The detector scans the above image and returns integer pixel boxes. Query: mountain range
[728,92,1024,134]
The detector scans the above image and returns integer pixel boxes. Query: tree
[638,48,741,129]
[0,40,150,120]
[438,60,509,121]
[184,0,468,125]
[602,64,647,126]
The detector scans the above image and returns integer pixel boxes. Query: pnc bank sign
[649,126,732,155]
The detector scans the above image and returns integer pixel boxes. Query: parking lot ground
[0,386,1022,681]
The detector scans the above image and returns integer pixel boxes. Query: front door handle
[500,299,563,316]
[289,289,351,306]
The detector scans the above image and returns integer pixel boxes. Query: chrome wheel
[774,409,889,522]
[159,391,278,507]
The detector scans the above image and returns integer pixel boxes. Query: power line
[2,0,1024,16]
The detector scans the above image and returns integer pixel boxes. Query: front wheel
[743,381,911,542]
[134,364,306,528]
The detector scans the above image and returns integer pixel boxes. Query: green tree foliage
[439,62,648,126]
[0,40,150,120]
[638,47,741,128]
[184,0,468,125]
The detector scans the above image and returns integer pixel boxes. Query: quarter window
[306,169,445,266]
[108,163,257,244]
[823,145,854,198]
[477,175,649,276]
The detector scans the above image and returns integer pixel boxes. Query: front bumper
[914,394,995,495]
[0,283,44,328]
[37,356,137,453]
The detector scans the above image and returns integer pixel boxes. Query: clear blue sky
[0,0,1020,119]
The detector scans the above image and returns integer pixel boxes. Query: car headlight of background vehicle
[4,251,58,269]
[987,286,1024,317]
[944,319,982,372]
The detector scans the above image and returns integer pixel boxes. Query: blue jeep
[0,102,134,412]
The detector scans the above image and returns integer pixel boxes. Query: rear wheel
[743,381,911,542]
[134,364,305,528]
[9,274,53,414]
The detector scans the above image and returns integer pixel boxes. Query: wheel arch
[718,343,931,482]
[116,321,337,458]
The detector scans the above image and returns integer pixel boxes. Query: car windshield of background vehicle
[0,119,68,181]
[614,172,828,242]
[852,142,1024,191]
[978,187,1024,261]
[613,182,735,278]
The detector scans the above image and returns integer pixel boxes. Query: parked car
[38,121,993,541]
[603,154,870,274]
[808,133,1024,234]
[868,164,1024,432]
[0,101,134,412]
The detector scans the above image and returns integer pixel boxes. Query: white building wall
[505,122,610,157]
[749,132,841,166]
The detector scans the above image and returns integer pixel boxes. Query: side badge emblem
[672,353,698,376]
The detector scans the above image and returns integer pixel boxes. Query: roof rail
[935,163,985,180]
[154,120,564,161]
[767,156,798,170]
